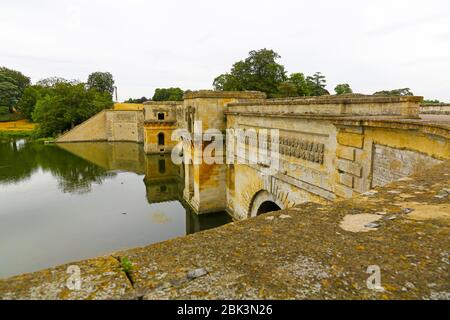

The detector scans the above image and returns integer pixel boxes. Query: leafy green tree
[213,49,287,96]
[306,72,329,96]
[16,86,42,120]
[373,88,413,96]
[277,73,311,97]
[32,82,113,137]
[87,72,115,96]
[125,97,150,103]
[289,73,310,96]
[0,80,21,112]
[0,67,30,93]
[152,88,184,101]
[423,99,442,104]
[36,77,79,87]
[212,74,240,91]
[334,83,353,95]
[277,82,299,97]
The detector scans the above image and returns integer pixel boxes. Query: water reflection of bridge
[56,142,231,233]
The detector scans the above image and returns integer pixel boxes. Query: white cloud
[1,0,449,101]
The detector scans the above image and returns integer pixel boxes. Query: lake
[0,139,231,278]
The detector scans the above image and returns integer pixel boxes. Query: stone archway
[257,201,281,215]
[249,190,284,218]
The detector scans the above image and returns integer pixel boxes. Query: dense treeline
[125,87,185,103]
[0,69,114,137]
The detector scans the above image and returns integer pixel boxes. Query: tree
[212,74,240,91]
[277,73,310,97]
[0,67,30,112]
[306,72,329,96]
[152,88,184,101]
[0,81,21,112]
[277,82,299,97]
[334,83,353,95]
[373,88,413,96]
[125,97,150,103]
[32,82,113,137]
[86,72,115,96]
[0,67,30,93]
[36,77,79,87]
[16,86,42,120]
[423,99,442,104]
[213,48,287,96]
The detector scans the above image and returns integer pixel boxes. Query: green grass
[0,130,34,138]
[120,257,133,275]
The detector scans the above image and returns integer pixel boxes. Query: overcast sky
[1,0,449,101]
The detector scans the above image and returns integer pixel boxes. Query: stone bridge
[57,91,450,221]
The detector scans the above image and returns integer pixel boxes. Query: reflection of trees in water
[36,145,116,194]
[0,139,115,194]
[0,140,38,184]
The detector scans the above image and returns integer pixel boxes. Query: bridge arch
[248,190,284,218]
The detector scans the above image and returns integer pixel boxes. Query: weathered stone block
[334,184,353,198]
[336,146,355,161]
[337,132,364,149]
[340,126,364,134]
[339,173,354,188]
[337,159,362,177]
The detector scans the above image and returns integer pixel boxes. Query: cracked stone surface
[1,161,449,300]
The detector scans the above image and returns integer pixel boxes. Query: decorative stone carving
[243,135,325,164]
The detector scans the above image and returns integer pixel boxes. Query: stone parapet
[226,95,422,118]
[420,104,450,115]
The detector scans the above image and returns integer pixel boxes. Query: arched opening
[256,201,281,215]
[249,189,285,218]
[158,132,165,146]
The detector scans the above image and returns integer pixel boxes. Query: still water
[0,139,231,278]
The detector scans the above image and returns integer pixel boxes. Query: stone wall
[56,110,108,143]
[57,110,144,143]
[372,144,442,187]
[420,104,450,114]
[106,110,144,142]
